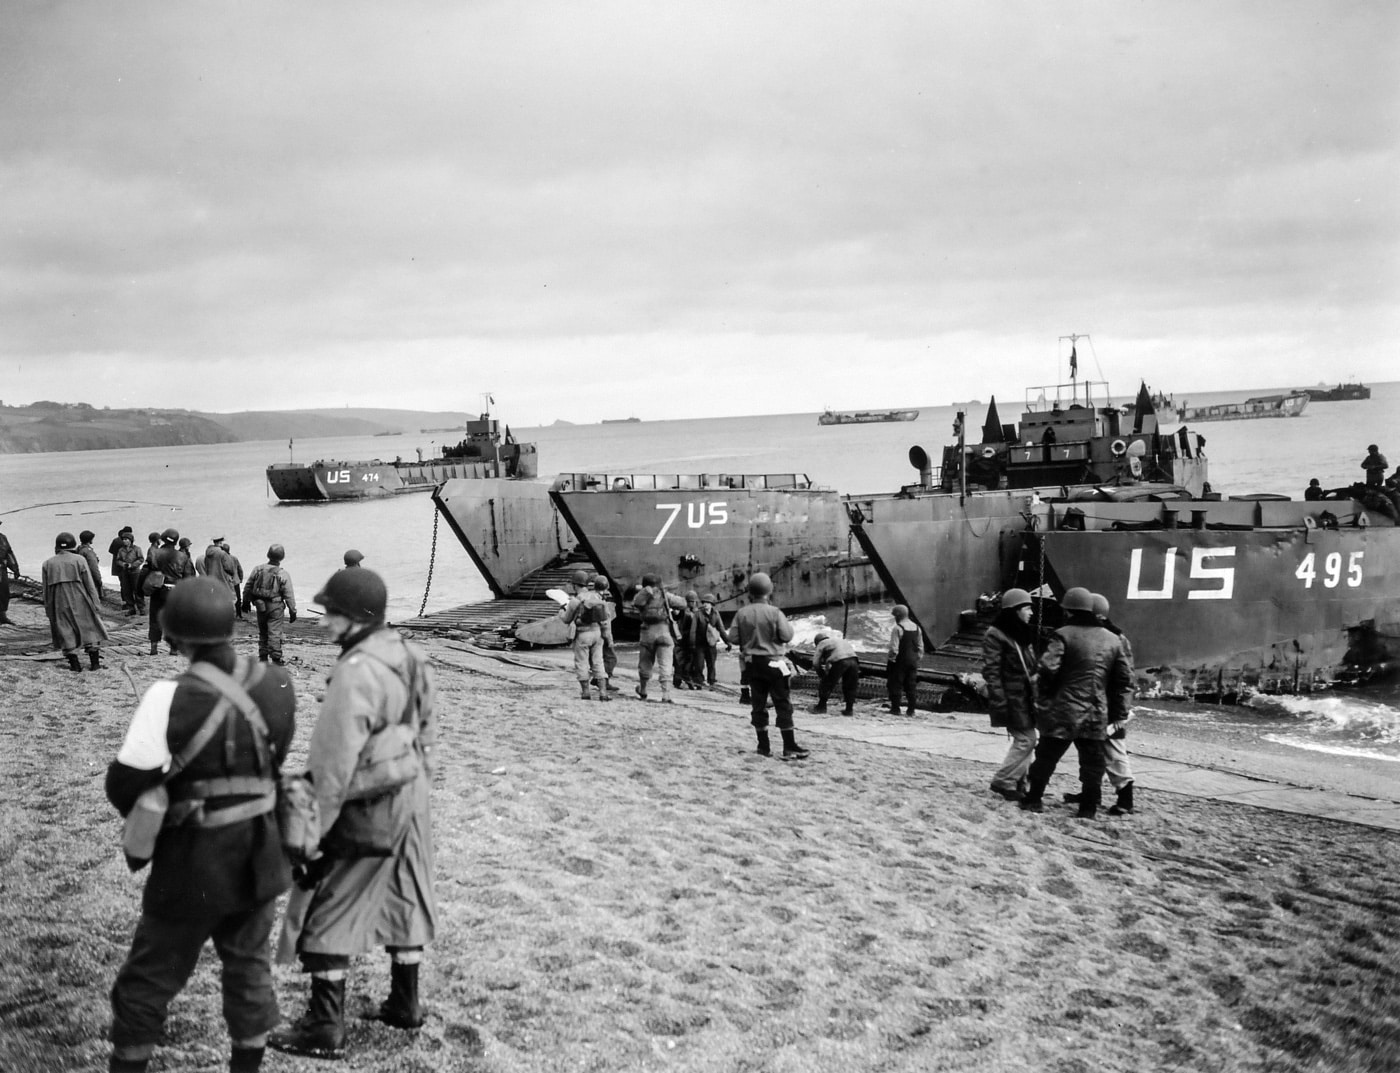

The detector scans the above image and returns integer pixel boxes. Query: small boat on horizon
[818,408,919,426]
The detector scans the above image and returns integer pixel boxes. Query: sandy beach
[2,600,1399,1072]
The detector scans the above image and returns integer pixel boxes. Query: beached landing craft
[548,472,885,614]
[266,411,537,502]
[1175,391,1309,423]
[845,374,1400,696]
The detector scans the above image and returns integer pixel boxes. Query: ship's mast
[1059,332,1089,407]
[482,390,500,470]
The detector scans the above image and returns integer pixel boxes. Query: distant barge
[1299,381,1370,402]
[1176,392,1308,423]
[818,408,919,426]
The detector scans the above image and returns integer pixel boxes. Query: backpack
[582,596,610,627]
[638,588,669,625]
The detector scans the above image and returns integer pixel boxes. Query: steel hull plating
[267,456,528,502]
[848,491,1400,694]
[432,478,577,597]
[552,485,884,613]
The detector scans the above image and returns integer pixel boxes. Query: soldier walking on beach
[1060,593,1139,816]
[0,520,19,625]
[1019,587,1133,820]
[886,605,923,714]
[222,541,245,619]
[242,545,297,665]
[77,530,104,599]
[271,569,437,1060]
[106,578,297,1073]
[560,568,611,701]
[983,588,1040,801]
[696,592,728,688]
[593,575,620,693]
[42,531,109,672]
[727,572,808,759]
[633,573,686,703]
[811,631,861,716]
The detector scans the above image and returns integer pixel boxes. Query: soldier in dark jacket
[113,532,146,615]
[811,631,860,716]
[983,588,1040,801]
[1019,587,1133,820]
[77,529,104,599]
[146,529,186,656]
[106,578,297,1073]
[43,531,109,671]
[242,545,297,665]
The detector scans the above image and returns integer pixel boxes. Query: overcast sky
[3,1,1397,425]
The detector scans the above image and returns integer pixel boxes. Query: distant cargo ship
[601,417,641,424]
[1299,381,1370,402]
[818,408,919,426]
[266,412,536,502]
[1176,392,1308,423]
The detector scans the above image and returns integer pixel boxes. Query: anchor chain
[419,506,441,617]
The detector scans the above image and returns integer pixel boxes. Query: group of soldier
[103,562,435,1073]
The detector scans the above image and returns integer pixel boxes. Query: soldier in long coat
[272,568,436,1060]
[983,588,1040,801]
[42,531,109,671]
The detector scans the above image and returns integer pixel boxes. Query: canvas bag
[321,646,426,858]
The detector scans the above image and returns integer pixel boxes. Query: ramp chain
[419,505,440,617]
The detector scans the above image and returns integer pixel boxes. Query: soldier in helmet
[1059,593,1139,816]
[42,531,109,672]
[272,568,437,1061]
[77,530,104,599]
[810,631,860,716]
[632,573,686,703]
[592,575,620,693]
[727,572,808,759]
[1019,587,1133,820]
[885,605,923,715]
[221,541,245,619]
[106,578,297,1073]
[144,528,183,655]
[983,588,1040,801]
[0,519,20,625]
[342,549,364,568]
[560,568,611,701]
[242,545,297,665]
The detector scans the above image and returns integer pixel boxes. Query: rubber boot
[1107,781,1135,816]
[579,681,592,701]
[374,961,424,1030]
[149,642,159,657]
[780,729,809,761]
[268,975,347,1060]
[89,648,102,671]
[66,652,84,672]
[229,1046,265,1072]
[598,678,612,702]
[755,729,771,756]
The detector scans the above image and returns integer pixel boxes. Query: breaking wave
[1254,693,1400,763]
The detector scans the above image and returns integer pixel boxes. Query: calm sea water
[2,382,1398,760]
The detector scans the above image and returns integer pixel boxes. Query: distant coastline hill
[0,402,479,453]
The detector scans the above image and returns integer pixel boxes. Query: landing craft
[844,348,1400,696]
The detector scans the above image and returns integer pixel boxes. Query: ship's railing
[553,472,812,492]
[1024,380,1111,414]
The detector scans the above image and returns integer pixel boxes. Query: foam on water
[1250,693,1400,762]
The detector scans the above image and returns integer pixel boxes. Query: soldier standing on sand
[727,572,808,760]
[1059,593,1139,816]
[560,568,611,701]
[591,575,621,694]
[106,578,297,1073]
[222,542,245,619]
[886,605,923,715]
[983,588,1040,802]
[242,545,297,665]
[78,530,104,599]
[342,549,364,568]
[147,529,186,656]
[108,525,134,581]
[633,573,686,703]
[271,569,437,1061]
[1019,587,1133,821]
[113,532,145,615]
[0,520,19,625]
[201,537,239,610]
[42,532,108,672]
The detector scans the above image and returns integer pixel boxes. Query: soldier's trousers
[256,606,286,662]
[110,898,280,1047]
[749,661,794,730]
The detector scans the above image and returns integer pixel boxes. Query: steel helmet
[266,544,285,562]
[592,576,610,591]
[747,572,773,597]
[1000,588,1033,610]
[315,567,388,622]
[160,577,236,644]
[814,632,829,646]
[641,573,660,587]
[343,548,364,566]
[79,530,95,544]
[178,537,192,549]
[571,568,591,586]
[161,527,180,544]
[1091,593,1111,617]
[147,531,161,543]
[1061,587,1095,613]
[55,531,77,550]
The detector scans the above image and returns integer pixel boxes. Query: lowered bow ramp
[433,478,578,597]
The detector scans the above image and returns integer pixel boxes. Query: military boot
[578,681,592,700]
[268,975,347,1060]
[149,642,159,657]
[372,960,425,1030]
[598,678,612,702]
[66,652,83,672]
[109,1053,150,1073]
[229,1045,265,1072]
[780,729,809,761]
[1107,781,1136,816]
[755,729,771,756]
[89,648,102,671]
